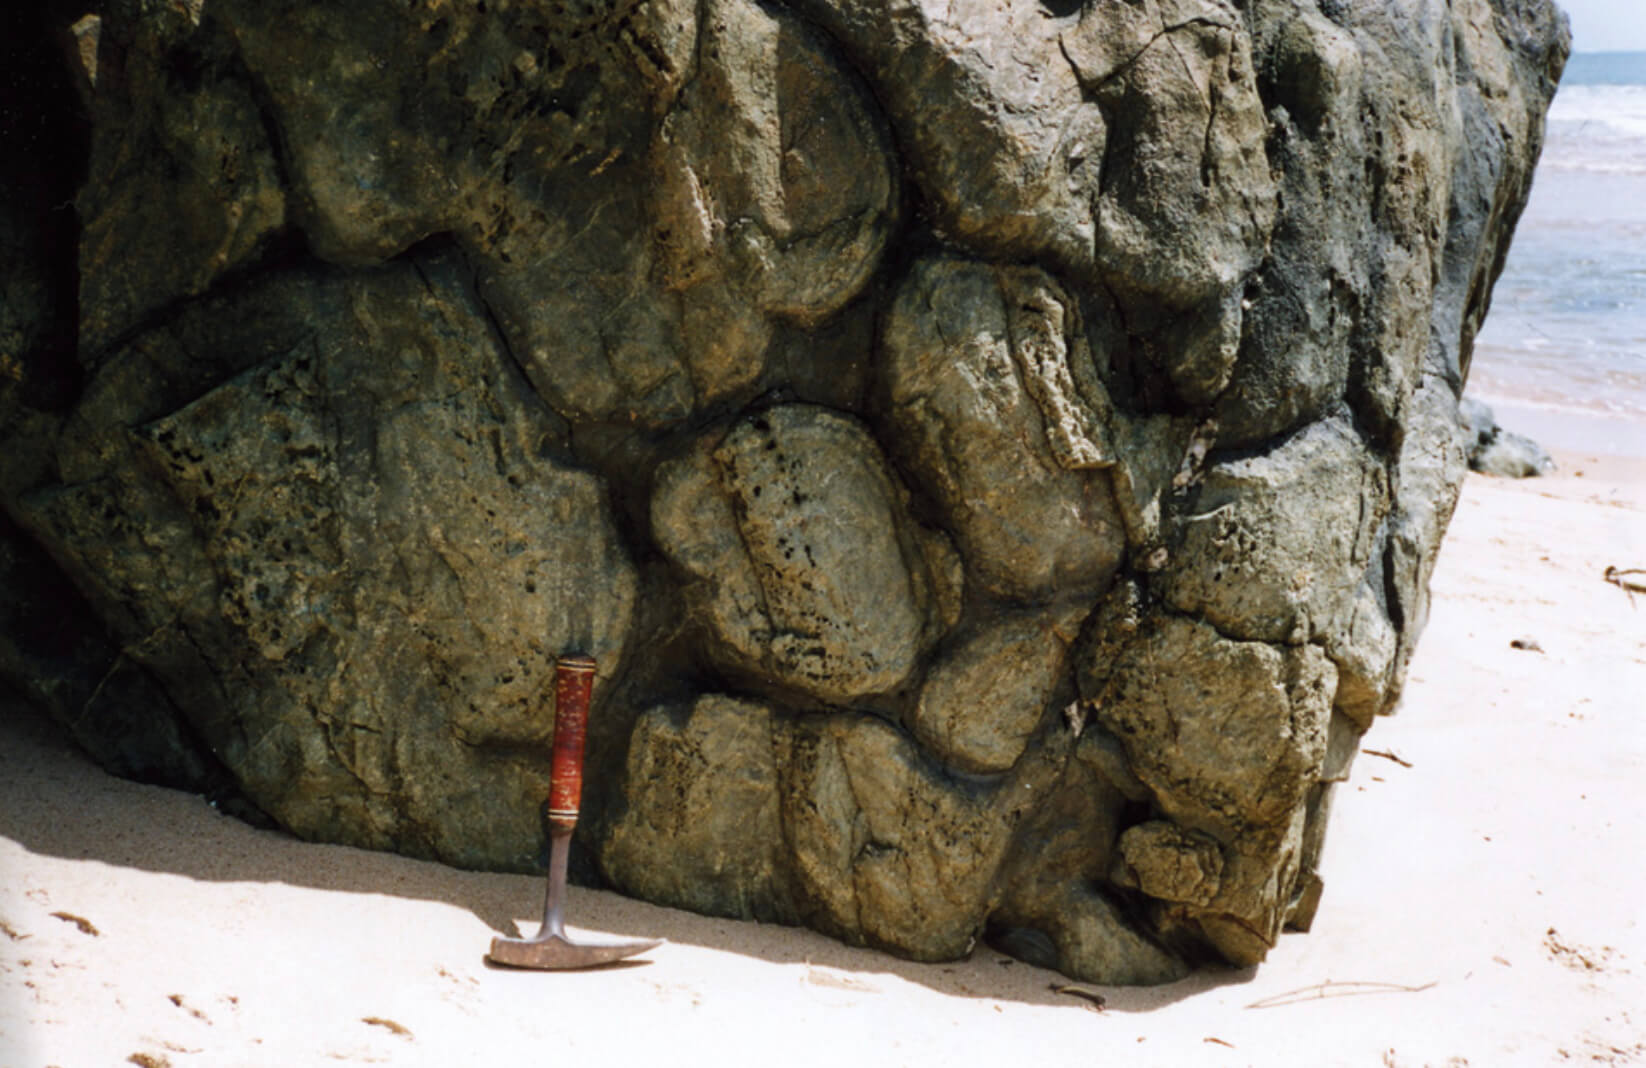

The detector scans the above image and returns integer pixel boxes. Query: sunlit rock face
[0,0,1566,983]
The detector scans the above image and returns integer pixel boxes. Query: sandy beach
[3,446,1644,1068]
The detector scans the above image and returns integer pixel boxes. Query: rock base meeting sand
[3,450,1642,1067]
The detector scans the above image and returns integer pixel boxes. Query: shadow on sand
[0,694,1257,1014]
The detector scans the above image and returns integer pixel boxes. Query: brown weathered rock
[604,693,1053,962]
[651,404,949,704]
[0,0,1568,985]
[1112,822,1225,909]
[881,258,1127,602]
[909,604,1085,774]
[601,696,792,924]
[1160,416,1382,642]
[1078,589,1338,963]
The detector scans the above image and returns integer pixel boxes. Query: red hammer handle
[548,654,597,832]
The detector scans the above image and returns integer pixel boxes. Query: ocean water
[1470,51,1646,455]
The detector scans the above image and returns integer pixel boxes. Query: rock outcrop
[0,0,1567,983]
[1460,396,1556,477]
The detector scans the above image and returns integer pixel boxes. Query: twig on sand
[362,1017,414,1039]
[1363,748,1413,769]
[50,911,100,936]
[1245,980,1436,1009]
[1049,984,1107,1010]
[1603,566,1645,607]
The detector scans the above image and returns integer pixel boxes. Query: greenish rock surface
[0,0,1568,984]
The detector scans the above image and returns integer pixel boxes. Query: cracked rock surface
[0,0,1566,983]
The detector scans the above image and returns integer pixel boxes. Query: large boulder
[0,0,1567,983]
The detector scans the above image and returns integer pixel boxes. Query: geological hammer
[487,654,662,969]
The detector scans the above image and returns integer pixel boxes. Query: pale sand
[3,454,1644,1068]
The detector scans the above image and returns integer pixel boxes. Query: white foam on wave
[1550,85,1646,130]
[1543,85,1646,174]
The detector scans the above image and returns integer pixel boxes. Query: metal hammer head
[487,930,663,970]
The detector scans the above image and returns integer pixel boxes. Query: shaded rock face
[0,0,1566,983]
[21,255,639,868]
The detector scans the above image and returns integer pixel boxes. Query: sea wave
[1472,55,1646,430]
[1541,85,1646,174]
[1548,84,1646,129]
